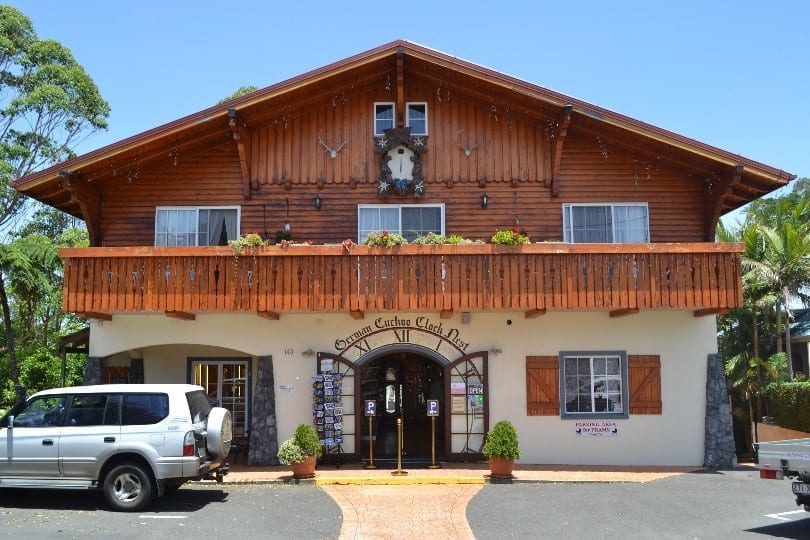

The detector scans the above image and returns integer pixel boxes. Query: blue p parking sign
[427,399,439,416]
[365,399,376,416]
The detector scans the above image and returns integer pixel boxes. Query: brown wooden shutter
[526,356,560,416]
[628,355,662,414]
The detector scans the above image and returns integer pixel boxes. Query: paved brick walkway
[323,483,480,540]
[219,462,699,539]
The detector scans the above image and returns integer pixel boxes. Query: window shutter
[628,355,662,414]
[526,356,559,416]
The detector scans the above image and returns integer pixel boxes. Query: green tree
[743,199,810,379]
[218,85,259,104]
[0,6,107,385]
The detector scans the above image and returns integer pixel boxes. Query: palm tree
[744,199,810,379]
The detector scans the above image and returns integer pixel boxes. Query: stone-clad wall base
[84,356,102,385]
[248,355,279,465]
[704,353,736,468]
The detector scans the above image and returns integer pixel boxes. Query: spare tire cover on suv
[206,407,233,460]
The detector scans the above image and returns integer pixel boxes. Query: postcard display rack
[313,372,343,457]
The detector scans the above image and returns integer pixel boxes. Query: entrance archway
[359,350,445,465]
[316,345,488,466]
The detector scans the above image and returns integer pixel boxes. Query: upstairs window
[374,102,429,135]
[155,207,239,246]
[358,204,444,243]
[562,203,649,243]
[406,102,428,135]
[374,103,395,136]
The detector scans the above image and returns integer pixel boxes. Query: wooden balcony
[59,243,743,320]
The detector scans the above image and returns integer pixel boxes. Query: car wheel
[206,407,233,460]
[103,463,154,512]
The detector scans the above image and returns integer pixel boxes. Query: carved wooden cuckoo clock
[374,127,427,197]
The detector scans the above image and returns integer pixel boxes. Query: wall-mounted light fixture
[480,193,489,209]
[314,194,322,211]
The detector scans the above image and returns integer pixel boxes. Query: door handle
[42,439,54,446]
[104,437,116,443]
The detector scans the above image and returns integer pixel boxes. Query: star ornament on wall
[377,179,391,195]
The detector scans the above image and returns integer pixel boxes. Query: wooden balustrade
[59,243,743,318]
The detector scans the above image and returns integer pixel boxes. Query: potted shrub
[482,420,520,478]
[277,423,323,479]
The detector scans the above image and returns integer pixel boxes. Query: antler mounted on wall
[456,129,480,157]
[317,134,347,159]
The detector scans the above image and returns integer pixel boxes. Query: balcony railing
[59,243,743,319]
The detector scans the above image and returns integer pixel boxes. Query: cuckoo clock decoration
[374,127,427,197]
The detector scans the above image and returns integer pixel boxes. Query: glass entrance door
[359,352,444,463]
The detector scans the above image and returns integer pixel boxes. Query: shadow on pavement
[0,486,229,512]
[746,518,810,539]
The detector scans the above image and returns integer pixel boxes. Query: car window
[66,395,108,426]
[122,394,169,425]
[13,396,66,427]
[186,389,212,424]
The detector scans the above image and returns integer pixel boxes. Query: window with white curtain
[562,203,649,243]
[358,204,444,243]
[155,206,240,246]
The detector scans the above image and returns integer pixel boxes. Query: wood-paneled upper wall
[98,74,708,247]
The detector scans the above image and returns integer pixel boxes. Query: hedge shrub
[762,381,810,433]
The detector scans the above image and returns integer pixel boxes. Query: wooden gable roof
[13,39,795,221]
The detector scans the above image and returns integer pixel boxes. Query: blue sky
[9,1,809,221]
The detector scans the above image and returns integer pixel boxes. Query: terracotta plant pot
[291,454,317,479]
[488,457,515,478]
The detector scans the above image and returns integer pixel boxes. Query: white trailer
[756,438,810,511]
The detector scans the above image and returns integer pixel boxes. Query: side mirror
[6,415,13,428]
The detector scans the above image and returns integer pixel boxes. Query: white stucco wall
[89,310,717,465]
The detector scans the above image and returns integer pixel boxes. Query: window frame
[562,202,649,243]
[155,205,241,247]
[357,203,445,243]
[374,102,396,136]
[406,102,428,135]
[559,350,629,420]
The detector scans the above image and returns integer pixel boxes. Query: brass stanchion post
[427,415,440,469]
[365,415,377,469]
[391,417,408,475]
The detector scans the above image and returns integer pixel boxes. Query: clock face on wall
[387,145,415,181]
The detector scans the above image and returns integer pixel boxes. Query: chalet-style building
[13,41,794,468]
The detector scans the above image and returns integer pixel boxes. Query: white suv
[0,384,232,511]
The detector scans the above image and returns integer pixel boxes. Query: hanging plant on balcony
[491,228,530,245]
[228,233,268,281]
[363,230,408,247]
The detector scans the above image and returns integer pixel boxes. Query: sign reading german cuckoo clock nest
[374,127,427,197]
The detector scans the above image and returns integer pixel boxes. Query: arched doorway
[359,350,444,465]
[316,345,488,466]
